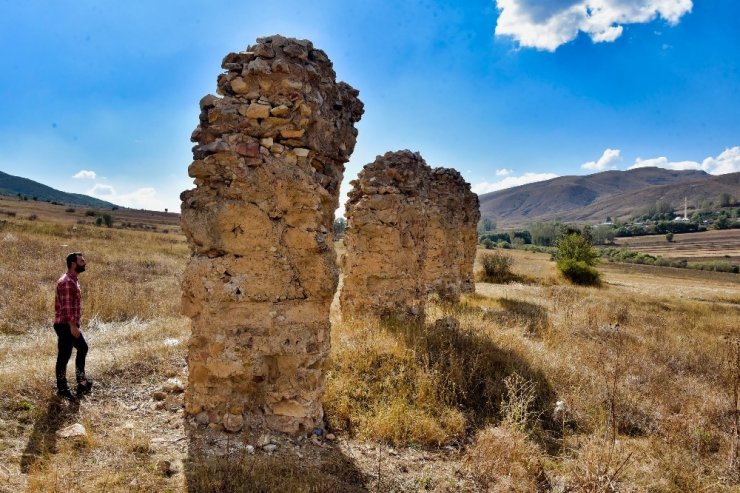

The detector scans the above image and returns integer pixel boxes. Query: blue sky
[1,0,738,212]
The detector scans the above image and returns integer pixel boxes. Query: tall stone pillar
[181,35,363,434]
[340,151,432,319]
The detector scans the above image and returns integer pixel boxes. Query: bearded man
[53,252,93,401]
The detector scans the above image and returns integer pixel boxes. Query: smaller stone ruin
[180,35,363,435]
[340,150,480,319]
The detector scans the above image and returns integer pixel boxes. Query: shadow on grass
[20,397,80,473]
[184,428,368,492]
[381,312,557,433]
[496,298,551,337]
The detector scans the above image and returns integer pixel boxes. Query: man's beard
[75,265,85,273]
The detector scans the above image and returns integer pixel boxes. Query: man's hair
[66,252,83,269]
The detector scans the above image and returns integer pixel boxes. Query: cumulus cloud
[628,146,740,175]
[88,183,115,195]
[496,168,513,176]
[87,183,163,209]
[472,172,559,195]
[582,148,622,170]
[494,0,693,51]
[73,169,97,179]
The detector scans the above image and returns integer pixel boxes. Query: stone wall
[340,150,479,319]
[180,35,363,435]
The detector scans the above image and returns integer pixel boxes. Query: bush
[65,207,75,213]
[557,259,601,286]
[27,214,37,221]
[496,240,511,249]
[479,252,514,283]
[85,210,97,217]
[555,233,598,266]
[666,232,674,242]
[101,213,113,227]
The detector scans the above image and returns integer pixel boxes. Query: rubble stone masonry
[341,150,479,319]
[180,35,363,434]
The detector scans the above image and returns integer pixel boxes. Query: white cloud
[496,168,513,176]
[494,0,693,51]
[88,183,116,196]
[472,172,559,195]
[628,146,740,175]
[73,169,97,180]
[582,148,622,170]
[87,183,164,209]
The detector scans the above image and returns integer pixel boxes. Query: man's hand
[70,323,81,338]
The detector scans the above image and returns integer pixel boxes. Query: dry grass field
[614,229,740,263]
[0,204,738,492]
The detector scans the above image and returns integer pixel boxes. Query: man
[54,252,93,401]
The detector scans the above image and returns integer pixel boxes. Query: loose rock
[56,423,87,439]
[163,378,185,393]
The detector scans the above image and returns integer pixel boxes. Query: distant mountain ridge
[0,170,119,208]
[479,167,739,227]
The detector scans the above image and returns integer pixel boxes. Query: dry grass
[0,204,738,492]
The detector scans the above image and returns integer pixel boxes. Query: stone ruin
[180,35,363,434]
[340,150,480,319]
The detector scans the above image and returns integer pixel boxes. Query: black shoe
[57,388,77,401]
[76,379,93,396]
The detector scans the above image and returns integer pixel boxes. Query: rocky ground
[0,335,478,492]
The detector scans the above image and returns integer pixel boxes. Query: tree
[666,232,674,242]
[101,213,113,227]
[530,222,559,246]
[719,192,732,207]
[715,214,731,230]
[591,225,616,245]
[477,217,496,233]
[555,232,598,266]
[555,232,601,286]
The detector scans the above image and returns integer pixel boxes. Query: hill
[0,170,119,208]
[478,167,737,227]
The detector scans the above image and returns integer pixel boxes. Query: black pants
[53,323,88,391]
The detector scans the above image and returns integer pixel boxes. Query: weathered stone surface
[425,167,480,299]
[340,150,479,319]
[181,35,363,435]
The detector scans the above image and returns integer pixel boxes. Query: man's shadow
[20,397,80,473]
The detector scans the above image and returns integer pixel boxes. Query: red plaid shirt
[54,273,81,326]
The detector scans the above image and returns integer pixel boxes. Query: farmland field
[614,228,740,262]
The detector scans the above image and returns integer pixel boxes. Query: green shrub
[666,232,674,242]
[85,210,97,217]
[479,252,514,283]
[689,261,739,273]
[101,213,113,227]
[557,259,601,286]
[496,240,511,249]
[555,233,598,266]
